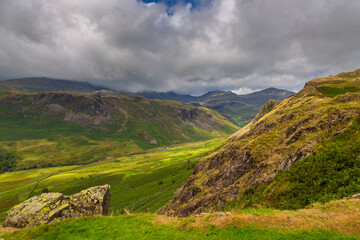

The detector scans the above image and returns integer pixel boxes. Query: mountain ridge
[0,77,294,126]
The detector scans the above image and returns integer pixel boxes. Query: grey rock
[4,185,110,228]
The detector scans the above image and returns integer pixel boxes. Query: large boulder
[4,185,110,228]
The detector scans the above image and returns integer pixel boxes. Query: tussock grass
[154,199,360,237]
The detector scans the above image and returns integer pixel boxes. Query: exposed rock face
[4,185,110,228]
[252,99,280,123]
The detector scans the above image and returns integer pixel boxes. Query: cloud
[0,0,360,94]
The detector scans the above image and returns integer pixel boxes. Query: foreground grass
[0,138,226,222]
[1,212,358,240]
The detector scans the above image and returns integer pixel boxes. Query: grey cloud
[0,0,360,94]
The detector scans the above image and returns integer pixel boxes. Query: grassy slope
[159,68,360,216]
[236,72,360,209]
[0,92,237,169]
[0,138,226,222]
[2,199,360,239]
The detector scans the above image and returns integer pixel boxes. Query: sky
[0,0,360,95]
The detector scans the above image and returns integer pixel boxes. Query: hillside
[0,77,108,93]
[139,88,294,126]
[0,92,237,170]
[159,68,360,217]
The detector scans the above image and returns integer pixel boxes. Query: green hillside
[0,92,237,170]
[159,68,360,216]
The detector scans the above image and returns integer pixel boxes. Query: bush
[269,140,360,209]
[0,151,16,173]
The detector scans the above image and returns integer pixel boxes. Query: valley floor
[0,138,226,222]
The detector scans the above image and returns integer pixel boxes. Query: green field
[0,138,226,222]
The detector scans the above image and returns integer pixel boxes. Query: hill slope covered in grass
[159,68,360,216]
[0,92,237,170]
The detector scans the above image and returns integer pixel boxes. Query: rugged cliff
[159,68,360,217]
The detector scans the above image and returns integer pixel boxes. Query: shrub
[269,140,360,209]
[0,151,16,173]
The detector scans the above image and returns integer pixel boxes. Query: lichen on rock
[3,185,110,228]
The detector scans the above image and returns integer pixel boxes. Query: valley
[0,91,237,169]
[1,69,360,239]
[0,138,226,222]
[1,1,360,239]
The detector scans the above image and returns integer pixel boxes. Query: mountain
[139,88,294,126]
[159,68,360,217]
[138,91,197,102]
[0,77,108,93]
[0,77,294,126]
[0,92,238,169]
[195,88,293,105]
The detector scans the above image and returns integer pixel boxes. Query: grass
[1,211,358,240]
[317,86,360,98]
[0,138,226,222]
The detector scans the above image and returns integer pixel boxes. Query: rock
[3,185,110,228]
[214,211,231,217]
[349,193,360,200]
[252,99,280,123]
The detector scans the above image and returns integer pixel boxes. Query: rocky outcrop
[252,99,280,123]
[3,185,110,228]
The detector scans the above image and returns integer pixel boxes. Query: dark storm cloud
[0,0,360,94]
